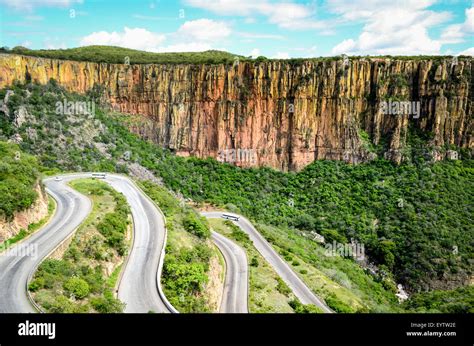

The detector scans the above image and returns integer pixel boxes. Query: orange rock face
[0,54,472,170]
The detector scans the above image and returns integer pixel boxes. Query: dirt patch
[204,254,224,312]
[49,233,74,260]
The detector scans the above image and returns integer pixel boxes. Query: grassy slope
[209,218,295,313]
[139,180,223,313]
[29,178,129,313]
[255,223,401,312]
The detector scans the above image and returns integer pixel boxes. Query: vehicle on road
[54,176,62,181]
[91,172,107,179]
[222,214,240,221]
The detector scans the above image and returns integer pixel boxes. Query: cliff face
[0,53,472,170]
[0,181,49,243]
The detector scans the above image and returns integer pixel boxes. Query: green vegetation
[0,142,41,219]
[5,46,246,65]
[210,218,295,313]
[139,181,222,313]
[29,179,129,313]
[403,286,474,313]
[0,196,55,251]
[2,46,466,66]
[0,80,119,174]
[3,81,472,312]
[182,211,211,238]
[254,223,401,312]
[149,154,473,294]
[289,299,324,313]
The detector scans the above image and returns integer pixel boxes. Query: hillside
[2,46,246,65]
[2,46,468,65]
[0,141,42,220]
[0,81,472,311]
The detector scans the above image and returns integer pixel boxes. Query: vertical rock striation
[0,54,471,170]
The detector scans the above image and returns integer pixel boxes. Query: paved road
[0,175,92,313]
[0,173,175,313]
[210,231,248,313]
[202,212,333,313]
[106,175,175,313]
[0,173,329,314]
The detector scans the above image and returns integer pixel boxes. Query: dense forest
[1,80,472,311]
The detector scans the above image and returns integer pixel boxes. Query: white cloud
[20,40,32,47]
[44,39,67,49]
[458,47,474,56]
[0,0,82,11]
[250,48,260,58]
[185,0,326,30]
[273,52,290,59]
[176,19,231,42]
[440,7,474,44]
[332,39,356,55]
[78,19,232,53]
[326,0,437,21]
[80,27,166,52]
[330,1,451,55]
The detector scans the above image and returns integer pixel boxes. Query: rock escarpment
[0,54,471,170]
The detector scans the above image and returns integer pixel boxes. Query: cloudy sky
[0,0,473,57]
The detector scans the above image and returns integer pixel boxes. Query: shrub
[64,277,90,299]
[182,212,210,238]
[49,295,76,313]
[289,299,323,313]
[275,278,291,296]
[325,294,354,313]
[90,294,125,313]
[250,257,259,267]
[28,278,45,292]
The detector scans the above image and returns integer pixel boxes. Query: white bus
[222,214,240,221]
[91,172,107,179]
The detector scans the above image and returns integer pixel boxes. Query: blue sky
[0,0,473,57]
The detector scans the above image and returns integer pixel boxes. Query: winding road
[202,212,332,313]
[0,173,330,314]
[0,175,92,313]
[0,174,175,313]
[210,231,248,313]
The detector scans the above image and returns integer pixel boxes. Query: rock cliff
[0,53,471,170]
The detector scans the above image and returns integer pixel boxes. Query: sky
[0,0,473,57]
